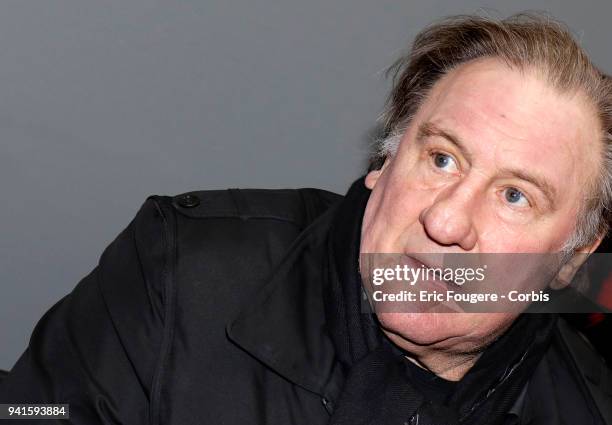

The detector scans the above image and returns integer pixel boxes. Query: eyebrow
[417,121,473,163]
[416,121,558,209]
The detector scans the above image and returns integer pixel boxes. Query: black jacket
[1,181,611,424]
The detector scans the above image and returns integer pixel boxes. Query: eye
[503,187,530,207]
[431,152,458,173]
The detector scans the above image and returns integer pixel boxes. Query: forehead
[411,57,601,209]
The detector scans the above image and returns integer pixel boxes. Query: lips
[403,253,442,272]
[403,254,471,312]
[402,254,456,289]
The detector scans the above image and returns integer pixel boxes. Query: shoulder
[106,184,343,292]
[553,318,612,424]
[117,186,342,274]
[137,187,343,265]
[0,185,343,417]
[122,186,344,302]
[528,317,612,424]
[157,186,342,225]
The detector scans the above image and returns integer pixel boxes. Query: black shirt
[403,356,458,405]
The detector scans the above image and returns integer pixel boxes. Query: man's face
[360,58,602,353]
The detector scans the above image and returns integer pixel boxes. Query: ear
[365,158,391,190]
[550,234,604,290]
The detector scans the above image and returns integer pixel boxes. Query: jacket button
[177,194,200,208]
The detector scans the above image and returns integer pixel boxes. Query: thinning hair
[370,12,612,252]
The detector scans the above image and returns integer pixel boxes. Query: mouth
[402,253,457,289]
[402,253,469,313]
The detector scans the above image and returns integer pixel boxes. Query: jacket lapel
[226,204,344,401]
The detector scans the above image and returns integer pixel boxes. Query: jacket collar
[226,203,345,401]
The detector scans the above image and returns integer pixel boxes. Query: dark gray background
[1,0,611,370]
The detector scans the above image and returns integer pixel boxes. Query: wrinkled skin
[360,57,603,379]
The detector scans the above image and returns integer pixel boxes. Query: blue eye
[432,153,458,172]
[504,187,529,207]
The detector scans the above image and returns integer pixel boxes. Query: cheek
[361,189,427,252]
[360,189,385,252]
[479,212,578,253]
[542,211,581,250]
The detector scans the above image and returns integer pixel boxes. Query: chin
[376,312,514,349]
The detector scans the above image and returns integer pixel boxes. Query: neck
[381,328,502,381]
[404,349,482,381]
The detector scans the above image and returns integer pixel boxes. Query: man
[1,12,611,425]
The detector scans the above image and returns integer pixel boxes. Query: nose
[419,183,478,250]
